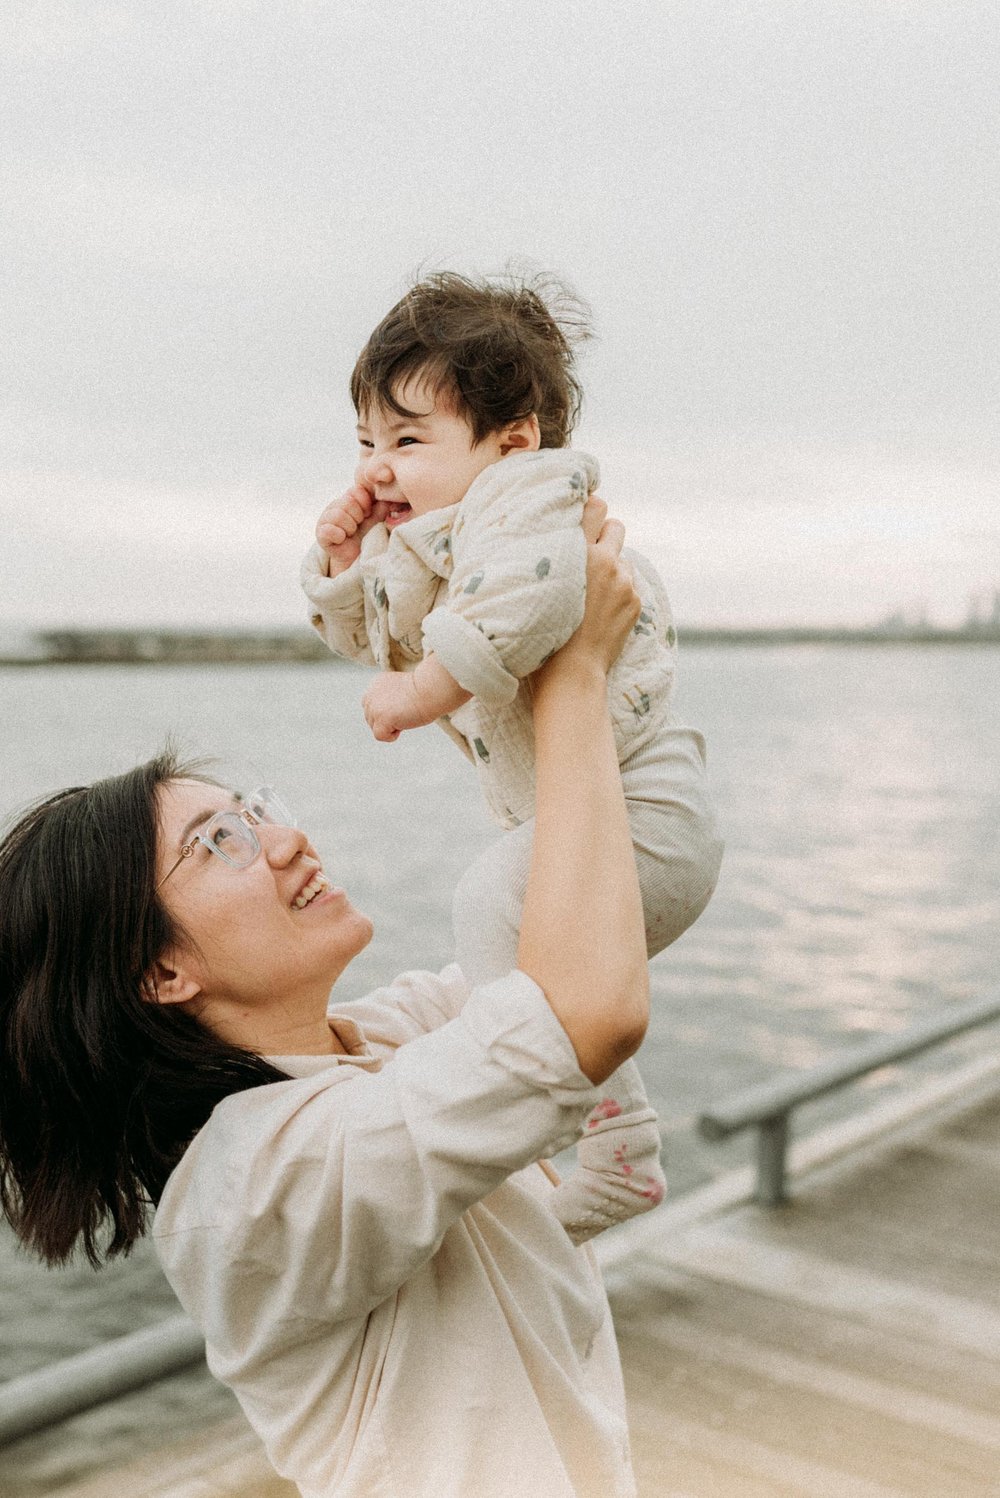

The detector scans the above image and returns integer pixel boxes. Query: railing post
[756,1114,789,1205]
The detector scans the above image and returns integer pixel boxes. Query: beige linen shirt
[301,449,676,827]
[153,967,637,1498]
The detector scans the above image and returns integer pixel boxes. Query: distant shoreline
[678,626,1000,647]
[2,624,999,665]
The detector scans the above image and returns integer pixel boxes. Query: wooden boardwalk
[52,1062,1000,1497]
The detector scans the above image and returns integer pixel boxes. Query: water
[2,645,999,1492]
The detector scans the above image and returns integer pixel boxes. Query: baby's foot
[549,1104,666,1246]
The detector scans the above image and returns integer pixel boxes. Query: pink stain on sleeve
[588,1099,623,1128]
[611,1139,665,1202]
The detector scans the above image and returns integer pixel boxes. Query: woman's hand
[537,497,641,687]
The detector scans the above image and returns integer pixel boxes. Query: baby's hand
[315,480,389,574]
[362,671,430,743]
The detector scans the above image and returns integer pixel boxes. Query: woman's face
[154,779,373,1048]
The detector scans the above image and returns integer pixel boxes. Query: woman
[0,506,649,1498]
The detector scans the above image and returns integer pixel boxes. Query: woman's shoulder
[153,1067,354,1240]
[154,967,473,1230]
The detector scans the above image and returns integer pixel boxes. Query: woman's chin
[333,910,375,968]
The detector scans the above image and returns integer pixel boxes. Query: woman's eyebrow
[177,798,238,848]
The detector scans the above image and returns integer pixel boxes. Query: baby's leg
[452,820,534,990]
[453,824,667,1246]
[622,723,725,960]
[453,723,723,1244]
[452,722,723,978]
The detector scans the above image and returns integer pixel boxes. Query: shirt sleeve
[300,541,377,665]
[420,450,596,709]
[154,970,599,1352]
[333,962,471,1048]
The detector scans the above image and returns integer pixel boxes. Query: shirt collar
[268,1015,381,1076]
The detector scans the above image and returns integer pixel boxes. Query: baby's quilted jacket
[302,449,676,827]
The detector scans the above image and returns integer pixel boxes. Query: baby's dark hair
[350,268,593,449]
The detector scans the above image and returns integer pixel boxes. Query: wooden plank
[938,1095,1000,1146]
[739,1139,1000,1309]
[614,1296,1000,1451]
[928,1131,1000,1172]
[48,1419,294,1498]
[615,1291,998,1496]
[610,1259,1000,1416]
[650,1222,1000,1363]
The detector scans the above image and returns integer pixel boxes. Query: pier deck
[40,1066,1000,1497]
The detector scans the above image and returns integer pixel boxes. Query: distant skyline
[3,2,998,629]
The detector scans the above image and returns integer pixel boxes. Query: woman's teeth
[294,873,330,909]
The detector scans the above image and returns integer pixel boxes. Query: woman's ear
[498,413,541,455]
[145,952,203,1008]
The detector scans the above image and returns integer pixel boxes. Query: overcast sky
[3,0,998,629]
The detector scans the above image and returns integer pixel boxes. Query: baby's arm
[302,478,393,665]
[360,452,596,739]
[362,654,471,743]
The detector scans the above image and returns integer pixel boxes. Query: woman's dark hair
[350,267,594,450]
[0,750,289,1267]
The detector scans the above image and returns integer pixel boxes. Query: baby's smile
[357,376,516,527]
[384,502,413,529]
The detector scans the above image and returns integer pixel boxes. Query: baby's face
[356,376,507,530]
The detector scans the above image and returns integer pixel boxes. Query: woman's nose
[261,822,309,867]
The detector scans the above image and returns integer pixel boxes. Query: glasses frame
[155,787,294,892]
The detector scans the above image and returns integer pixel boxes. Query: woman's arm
[517,504,650,1085]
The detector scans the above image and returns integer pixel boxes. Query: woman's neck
[266,1013,349,1057]
[198,992,349,1057]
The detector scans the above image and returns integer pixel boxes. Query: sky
[3,0,998,630]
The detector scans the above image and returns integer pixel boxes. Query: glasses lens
[245,786,296,827]
[207,813,259,867]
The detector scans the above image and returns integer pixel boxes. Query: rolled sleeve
[421,606,521,707]
[458,969,597,1108]
[300,543,375,663]
[155,971,599,1345]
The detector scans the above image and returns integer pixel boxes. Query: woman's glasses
[156,787,296,891]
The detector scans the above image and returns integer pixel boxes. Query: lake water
[2,645,999,1492]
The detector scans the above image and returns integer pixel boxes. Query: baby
[302,271,724,1243]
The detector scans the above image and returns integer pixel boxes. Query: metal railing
[697,992,1000,1205]
[0,1315,204,1448]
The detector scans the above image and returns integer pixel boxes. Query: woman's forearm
[517,657,649,1084]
